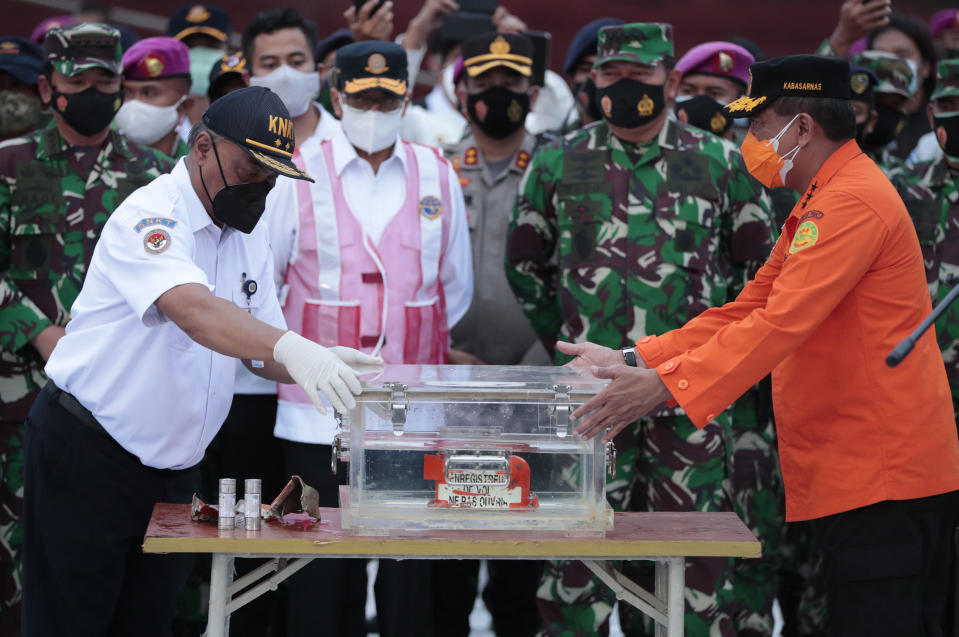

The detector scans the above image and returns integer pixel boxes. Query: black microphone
[887,276,959,367]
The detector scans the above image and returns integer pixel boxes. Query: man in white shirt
[266,40,472,637]
[206,12,345,636]
[21,86,380,637]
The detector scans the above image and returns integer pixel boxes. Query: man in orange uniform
[562,54,959,637]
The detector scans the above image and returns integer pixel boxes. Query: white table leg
[664,557,685,637]
[206,553,235,637]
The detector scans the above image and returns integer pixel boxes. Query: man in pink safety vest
[264,40,473,637]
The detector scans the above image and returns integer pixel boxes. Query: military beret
[929,8,959,39]
[723,54,851,118]
[562,17,623,75]
[203,85,312,181]
[43,23,123,77]
[461,32,532,78]
[0,36,45,85]
[316,29,354,65]
[29,15,79,45]
[167,4,230,43]
[334,41,408,97]
[595,22,673,69]
[676,41,754,88]
[122,37,191,81]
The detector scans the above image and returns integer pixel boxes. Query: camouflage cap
[932,59,959,101]
[43,23,122,77]
[594,23,674,68]
[851,50,914,100]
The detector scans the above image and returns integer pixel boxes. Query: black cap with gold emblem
[167,4,230,43]
[334,41,408,97]
[461,32,533,78]
[202,85,313,181]
[723,54,852,118]
[847,63,878,104]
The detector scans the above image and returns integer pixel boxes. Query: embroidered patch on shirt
[144,228,171,254]
[419,195,443,220]
[134,217,177,232]
[789,220,819,254]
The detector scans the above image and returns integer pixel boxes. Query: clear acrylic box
[333,364,614,536]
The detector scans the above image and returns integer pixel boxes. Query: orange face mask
[740,114,801,189]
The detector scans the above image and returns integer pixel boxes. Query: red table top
[143,504,760,560]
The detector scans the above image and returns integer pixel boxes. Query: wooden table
[143,503,759,637]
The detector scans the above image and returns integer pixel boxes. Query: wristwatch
[621,347,638,367]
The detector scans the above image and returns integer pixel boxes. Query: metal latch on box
[387,382,409,436]
[330,434,350,475]
[548,384,572,437]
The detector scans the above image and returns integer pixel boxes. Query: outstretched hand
[572,365,672,442]
[557,340,647,369]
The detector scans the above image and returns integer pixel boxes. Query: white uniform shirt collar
[330,128,406,177]
[172,158,215,232]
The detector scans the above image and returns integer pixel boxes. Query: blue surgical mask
[188,47,223,96]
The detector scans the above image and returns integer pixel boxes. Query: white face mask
[339,99,404,153]
[250,65,319,118]
[115,97,185,145]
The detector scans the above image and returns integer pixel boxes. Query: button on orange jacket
[636,140,959,521]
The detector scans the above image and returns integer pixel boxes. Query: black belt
[42,382,191,474]
[43,382,109,437]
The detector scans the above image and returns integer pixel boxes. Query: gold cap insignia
[637,94,654,116]
[849,72,869,95]
[187,5,210,23]
[0,41,19,54]
[365,53,388,75]
[710,111,727,133]
[717,51,734,72]
[490,35,510,56]
[144,54,164,77]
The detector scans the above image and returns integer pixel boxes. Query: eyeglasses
[344,93,404,112]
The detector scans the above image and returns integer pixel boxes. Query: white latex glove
[273,332,378,415]
[330,346,384,375]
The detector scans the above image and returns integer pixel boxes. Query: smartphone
[457,0,497,14]
[353,0,387,17]
[441,12,495,45]
[523,30,551,87]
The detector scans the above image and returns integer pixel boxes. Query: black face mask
[466,86,530,139]
[50,85,122,137]
[674,95,731,136]
[199,140,273,234]
[596,78,665,129]
[862,103,906,150]
[934,113,959,160]
[573,77,603,122]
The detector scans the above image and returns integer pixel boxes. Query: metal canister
[244,479,262,531]
[218,478,236,530]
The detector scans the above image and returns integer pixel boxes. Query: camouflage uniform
[168,136,190,160]
[892,60,959,419]
[851,51,915,176]
[0,24,173,632]
[505,23,781,637]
